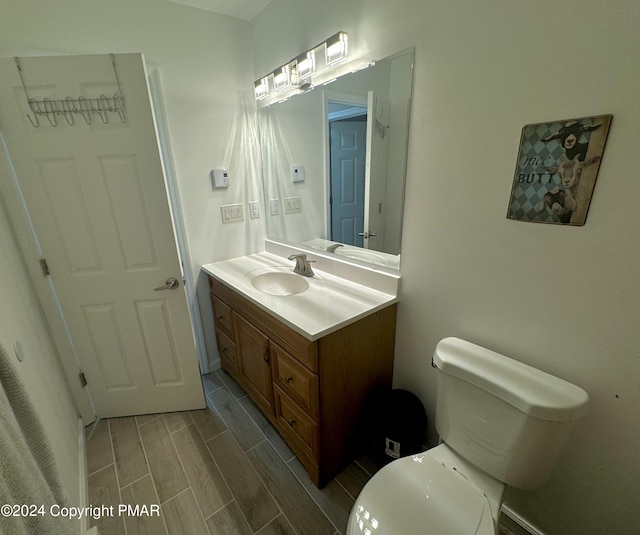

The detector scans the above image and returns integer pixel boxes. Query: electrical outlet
[248,201,260,219]
[220,203,244,223]
[283,196,302,214]
[385,438,401,459]
[269,199,280,216]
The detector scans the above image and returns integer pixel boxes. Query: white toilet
[347,337,589,535]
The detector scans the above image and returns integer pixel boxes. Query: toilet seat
[347,452,496,535]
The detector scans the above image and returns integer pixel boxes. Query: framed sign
[507,114,612,225]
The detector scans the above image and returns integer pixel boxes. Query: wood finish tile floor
[86,370,379,535]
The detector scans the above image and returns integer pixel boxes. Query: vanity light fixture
[273,64,292,91]
[254,77,270,100]
[253,31,349,101]
[295,50,316,81]
[325,32,349,65]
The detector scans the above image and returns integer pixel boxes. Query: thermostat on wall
[211,168,229,189]
[291,165,305,183]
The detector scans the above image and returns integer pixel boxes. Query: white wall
[253,1,640,534]
[0,0,266,369]
[0,198,81,514]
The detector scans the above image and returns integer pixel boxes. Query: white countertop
[202,252,398,341]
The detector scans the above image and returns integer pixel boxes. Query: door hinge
[39,258,50,276]
[79,372,88,388]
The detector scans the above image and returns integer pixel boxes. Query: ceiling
[167,0,272,20]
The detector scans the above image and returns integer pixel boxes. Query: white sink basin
[249,270,310,296]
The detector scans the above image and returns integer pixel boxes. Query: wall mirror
[258,48,414,271]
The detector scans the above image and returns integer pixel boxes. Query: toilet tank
[433,337,589,490]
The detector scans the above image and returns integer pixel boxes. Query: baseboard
[77,417,90,534]
[499,504,545,535]
[209,357,221,372]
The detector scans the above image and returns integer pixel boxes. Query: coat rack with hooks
[14,53,126,127]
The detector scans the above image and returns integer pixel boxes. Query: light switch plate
[248,201,260,219]
[269,199,280,216]
[284,196,302,214]
[220,203,244,223]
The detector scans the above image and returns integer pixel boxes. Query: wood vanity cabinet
[208,275,397,487]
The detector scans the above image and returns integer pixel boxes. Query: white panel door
[0,54,204,417]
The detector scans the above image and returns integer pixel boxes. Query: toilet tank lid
[433,337,589,422]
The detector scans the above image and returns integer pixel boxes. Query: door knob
[358,231,377,239]
[154,277,180,291]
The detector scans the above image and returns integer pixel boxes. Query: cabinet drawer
[215,328,237,375]
[211,295,234,340]
[272,342,318,420]
[274,386,319,460]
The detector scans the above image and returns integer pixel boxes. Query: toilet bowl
[348,445,500,535]
[347,337,589,535]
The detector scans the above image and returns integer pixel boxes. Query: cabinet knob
[288,419,296,427]
[285,376,293,383]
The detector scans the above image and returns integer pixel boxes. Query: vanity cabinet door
[235,314,273,414]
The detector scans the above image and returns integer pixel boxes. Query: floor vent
[498,504,546,535]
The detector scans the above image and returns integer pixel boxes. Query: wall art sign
[506,114,612,226]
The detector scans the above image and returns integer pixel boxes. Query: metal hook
[78,96,92,125]
[25,99,40,127]
[26,112,40,128]
[101,94,114,112]
[42,98,58,127]
[113,94,126,123]
[66,96,78,114]
[98,95,110,124]
[61,97,75,125]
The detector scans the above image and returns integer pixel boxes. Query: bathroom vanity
[203,248,399,486]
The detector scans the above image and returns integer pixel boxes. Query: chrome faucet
[327,243,343,253]
[288,254,316,277]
